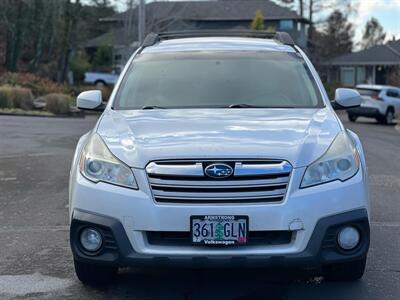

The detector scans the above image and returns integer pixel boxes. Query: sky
[354,0,400,42]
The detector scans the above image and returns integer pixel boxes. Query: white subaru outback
[69,31,370,285]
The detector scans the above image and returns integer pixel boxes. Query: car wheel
[95,80,106,90]
[74,259,118,285]
[323,258,366,282]
[384,109,394,125]
[348,114,357,122]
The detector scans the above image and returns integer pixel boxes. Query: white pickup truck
[84,69,120,88]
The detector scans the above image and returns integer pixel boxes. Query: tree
[0,0,115,79]
[70,50,91,82]
[92,45,113,70]
[0,0,30,72]
[361,17,386,49]
[250,9,265,31]
[317,10,354,60]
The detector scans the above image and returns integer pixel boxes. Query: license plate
[191,215,248,245]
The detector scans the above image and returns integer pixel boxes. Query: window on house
[340,67,355,87]
[279,20,294,30]
[356,67,366,84]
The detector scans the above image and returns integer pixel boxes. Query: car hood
[96,108,341,168]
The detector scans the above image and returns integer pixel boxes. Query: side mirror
[77,90,105,111]
[331,88,362,110]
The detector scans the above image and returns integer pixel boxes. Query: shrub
[45,93,72,114]
[0,72,69,97]
[0,86,14,108]
[0,86,34,109]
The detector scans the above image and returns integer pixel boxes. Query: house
[85,0,310,67]
[323,40,400,87]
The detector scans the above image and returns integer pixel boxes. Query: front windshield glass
[115,51,324,109]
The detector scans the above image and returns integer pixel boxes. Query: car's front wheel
[323,258,366,281]
[74,259,118,285]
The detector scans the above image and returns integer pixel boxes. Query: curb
[0,111,86,119]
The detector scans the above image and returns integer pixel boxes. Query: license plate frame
[190,215,249,246]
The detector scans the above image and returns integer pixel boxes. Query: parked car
[70,31,369,285]
[83,67,121,88]
[347,84,400,124]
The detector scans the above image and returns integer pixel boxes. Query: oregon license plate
[191,215,248,245]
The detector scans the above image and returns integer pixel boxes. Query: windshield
[114,51,324,109]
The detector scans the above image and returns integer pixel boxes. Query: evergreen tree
[319,10,354,60]
[250,10,265,31]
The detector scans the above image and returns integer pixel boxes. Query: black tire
[74,259,118,285]
[323,258,366,282]
[348,114,357,122]
[383,109,394,125]
[94,80,106,89]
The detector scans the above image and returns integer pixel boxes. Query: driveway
[0,114,399,299]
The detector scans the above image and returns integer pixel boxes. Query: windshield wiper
[142,105,166,110]
[228,104,258,108]
[228,104,297,109]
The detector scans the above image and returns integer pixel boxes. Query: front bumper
[347,106,383,118]
[69,162,369,254]
[70,208,369,268]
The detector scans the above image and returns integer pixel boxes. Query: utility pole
[138,0,145,45]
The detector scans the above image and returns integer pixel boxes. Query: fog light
[80,228,102,252]
[337,226,360,250]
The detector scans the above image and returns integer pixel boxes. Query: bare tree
[360,17,386,49]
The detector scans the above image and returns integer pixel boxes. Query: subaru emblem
[204,163,233,179]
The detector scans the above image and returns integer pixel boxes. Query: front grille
[146,160,292,204]
[147,231,293,247]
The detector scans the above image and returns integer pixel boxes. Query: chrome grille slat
[153,194,285,200]
[147,176,290,186]
[152,189,287,198]
[146,160,292,204]
[151,182,286,190]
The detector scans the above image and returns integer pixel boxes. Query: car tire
[348,114,357,122]
[383,109,394,125]
[95,80,106,90]
[323,258,366,282]
[74,259,118,285]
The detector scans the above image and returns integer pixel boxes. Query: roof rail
[142,30,295,47]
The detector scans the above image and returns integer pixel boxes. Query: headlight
[301,132,359,188]
[79,133,138,189]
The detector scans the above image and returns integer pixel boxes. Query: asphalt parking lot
[0,113,399,300]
